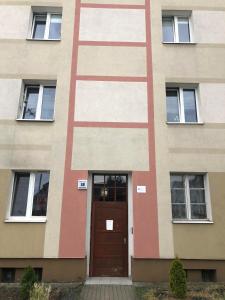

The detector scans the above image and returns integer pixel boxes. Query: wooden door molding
[90,174,128,277]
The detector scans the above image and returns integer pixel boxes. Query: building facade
[0,0,225,283]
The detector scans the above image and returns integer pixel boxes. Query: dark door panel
[90,174,128,277]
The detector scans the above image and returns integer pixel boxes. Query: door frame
[85,172,133,278]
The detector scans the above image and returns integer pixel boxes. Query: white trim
[163,15,192,43]
[166,122,204,125]
[174,16,179,43]
[205,174,213,221]
[16,119,55,122]
[7,171,49,221]
[20,84,56,121]
[35,85,43,120]
[26,173,35,217]
[166,87,200,124]
[31,12,62,40]
[179,88,185,123]
[45,13,51,40]
[6,172,16,220]
[5,217,47,223]
[172,220,213,224]
[171,174,212,222]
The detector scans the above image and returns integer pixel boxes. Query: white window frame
[20,84,56,121]
[163,15,192,43]
[6,172,48,223]
[171,174,212,223]
[166,87,200,124]
[31,13,62,40]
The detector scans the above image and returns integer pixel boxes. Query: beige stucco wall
[0,170,45,257]
[79,8,146,42]
[151,0,225,259]
[0,0,75,258]
[72,127,149,171]
[75,80,148,123]
[200,84,225,123]
[0,5,30,39]
[0,79,22,119]
[173,173,225,259]
[77,46,146,77]
[193,11,225,44]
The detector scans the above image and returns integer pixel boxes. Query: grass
[135,284,225,300]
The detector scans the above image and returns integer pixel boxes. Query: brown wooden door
[90,174,128,277]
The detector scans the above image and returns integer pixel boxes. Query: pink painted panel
[133,171,159,258]
[59,170,88,257]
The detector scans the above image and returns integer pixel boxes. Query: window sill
[167,122,204,125]
[163,42,196,45]
[5,217,47,223]
[172,220,213,224]
[16,119,55,123]
[26,38,61,42]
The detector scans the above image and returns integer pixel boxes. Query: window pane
[116,188,127,202]
[32,172,49,216]
[183,89,197,122]
[171,189,186,203]
[116,176,127,187]
[33,15,46,39]
[49,15,62,39]
[170,175,185,188]
[190,190,205,204]
[23,87,39,119]
[191,204,207,219]
[105,175,115,187]
[41,87,56,119]
[172,204,187,219]
[178,18,190,42]
[93,187,104,201]
[11,173,30,216]
[94,175,104,186]
[105,188,115,202]
[166,89,180,122]
[162,17,174,42]
[189,175,204,188]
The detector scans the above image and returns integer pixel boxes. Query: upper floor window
[162,15,191,43]
[20,84,56,121]
[8,171,49,221]
[166,87,199,123]
[170,174,211,221]
[32,13,62,40]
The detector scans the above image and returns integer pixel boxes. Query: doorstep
[85,277,133,285]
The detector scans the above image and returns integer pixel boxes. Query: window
[93,174,127,202]
[9,172,49,220]
[166,87,199,123]
[202,270,216,282]
[162,16,191,43]
[1,269,15,283]
[20,84,56,121]
[32,13,62,40]
[170,174,210,221]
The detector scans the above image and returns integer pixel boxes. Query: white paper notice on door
[106,220,113,231]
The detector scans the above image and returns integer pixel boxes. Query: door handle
[123,237,127,244]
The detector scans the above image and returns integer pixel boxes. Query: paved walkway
[80,285,136,300]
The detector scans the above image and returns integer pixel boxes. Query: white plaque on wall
[106,220,113,231]
[137,186,146,193]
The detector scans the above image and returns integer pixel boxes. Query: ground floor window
[170,174,211,221]
[8,171,50,220]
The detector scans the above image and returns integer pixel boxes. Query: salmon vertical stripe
[132,0,159,258]
[59,0,88,258]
